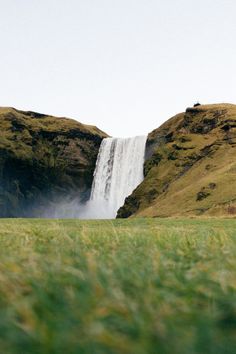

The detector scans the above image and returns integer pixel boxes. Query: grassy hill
[0,218,236,353]
[118,103,236,218]
[0,107,107,217]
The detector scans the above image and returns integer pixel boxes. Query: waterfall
[84,136,146,219]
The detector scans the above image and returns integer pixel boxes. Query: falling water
[85,136,146,218]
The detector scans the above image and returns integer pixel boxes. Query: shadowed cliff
[0,107,107,217]
[118,103,236,218]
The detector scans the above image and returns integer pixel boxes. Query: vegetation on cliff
[0,107,107,217]
[118,103,236,218]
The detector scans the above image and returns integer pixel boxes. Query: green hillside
[118,104,236,218]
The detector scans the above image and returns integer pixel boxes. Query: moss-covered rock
[118,103,236,218]
[0,107,107,217]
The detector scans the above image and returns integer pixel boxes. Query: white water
[83,136,146,219]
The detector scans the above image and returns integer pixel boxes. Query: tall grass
[0,218,236,353]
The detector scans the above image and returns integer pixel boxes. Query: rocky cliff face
[118,103,236,218]
[0,107,107,217]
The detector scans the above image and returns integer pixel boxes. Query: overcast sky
[1,0,236,137]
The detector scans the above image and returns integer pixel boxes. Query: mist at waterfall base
[41,136,146,219]
[80,136,147,219]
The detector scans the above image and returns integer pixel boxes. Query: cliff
[118,103,236,218]
[0,107,107,217]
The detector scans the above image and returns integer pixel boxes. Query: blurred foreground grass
[0,218,236,353]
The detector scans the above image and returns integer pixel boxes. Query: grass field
[0,218,236,354]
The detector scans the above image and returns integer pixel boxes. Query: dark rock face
[116,195,141,218]
[0,107,107,217]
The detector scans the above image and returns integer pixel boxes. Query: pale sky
[1,0,236,137]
